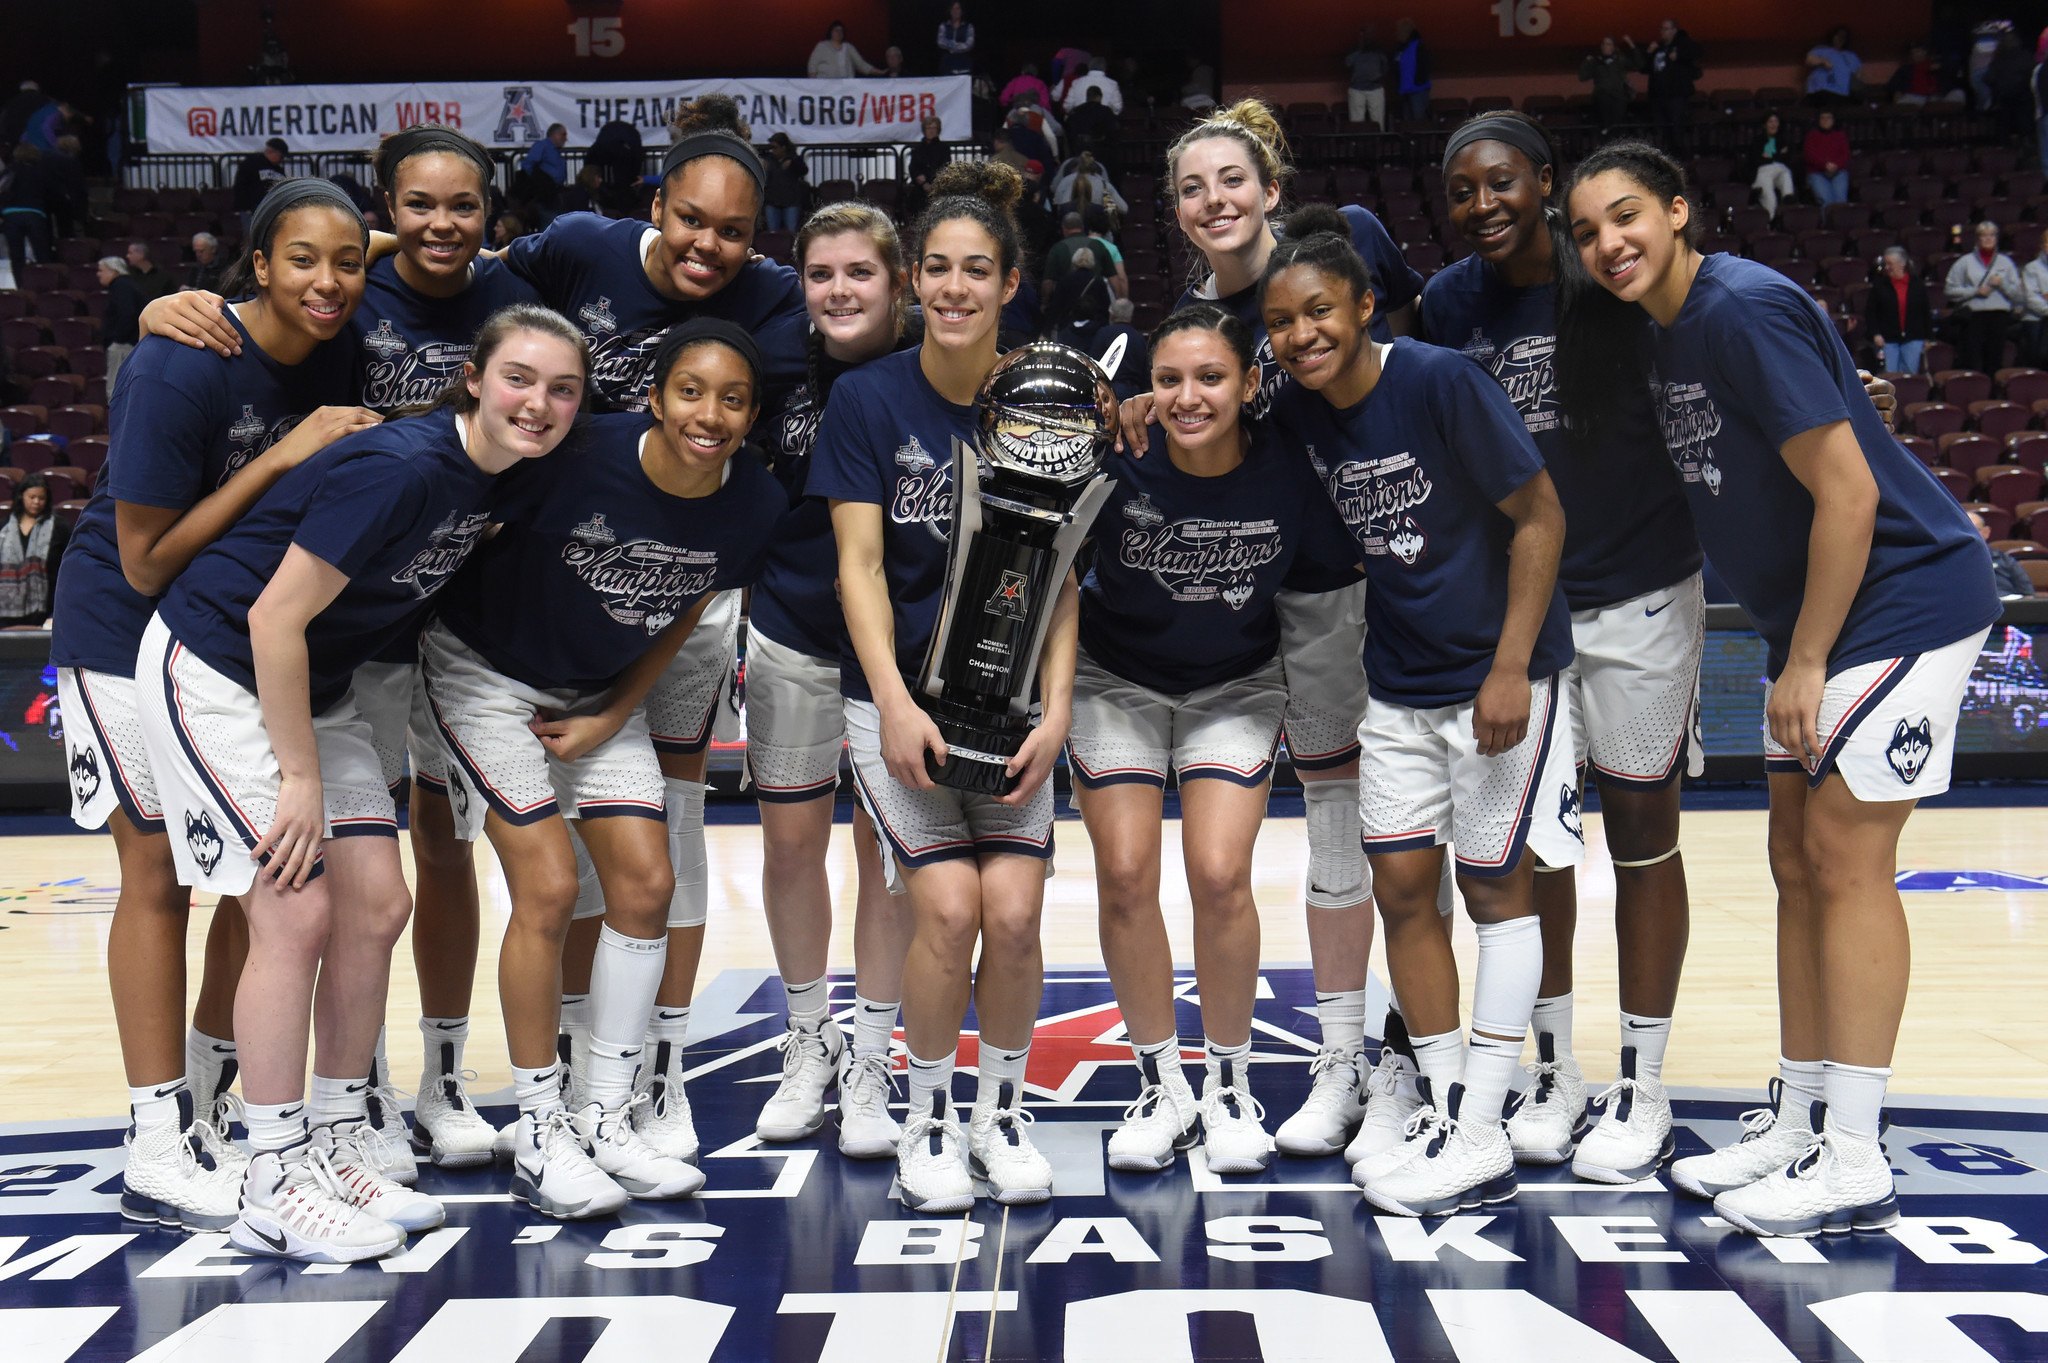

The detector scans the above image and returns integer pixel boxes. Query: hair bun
[931,159,1023,213]
[1284,202,1348,241]
[669,92,751,142]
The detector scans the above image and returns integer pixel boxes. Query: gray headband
[248,177,367,257]
[660,133,766,191]
[1441,117,1555,177]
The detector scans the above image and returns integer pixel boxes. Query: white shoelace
[1521,1058,1563,1106]
[1364,1050,1412,1102]
[1301,1048,1362,1111]
[1120,1082,1192,1127]
[1204,1086,1267,1124]
[843,1053,897,1108]
[1732,1102,1780,1144]
[1591,1076,1639,1115]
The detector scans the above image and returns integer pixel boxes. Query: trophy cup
[917,342,1120,795]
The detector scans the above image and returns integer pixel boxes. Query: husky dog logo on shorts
[185,811,225,875]
[446,767,471,821]
[68,744,101,805]
[1558,782,1584,840]
[1886,716,1933,783]
[393,511,492,598]
[986,570,1030,620]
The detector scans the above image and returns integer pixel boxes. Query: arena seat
[1979,466,2045,513]
[1906,401,1966,438]
[1942,432,1999,471]
[1971,400,2030,440]
[1937,369,1995,405]
[2005,434,2048,474]
[1963,501,2013,538]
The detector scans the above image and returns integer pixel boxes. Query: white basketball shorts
[1066,649,1286,790]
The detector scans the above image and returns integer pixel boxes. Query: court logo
[68,744,101,806]
[187,108,218,138]
[184,811,224,875]
[495,86,543,144]
[1887,716,1933,783]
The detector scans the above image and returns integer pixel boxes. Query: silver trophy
[917,342,1119,794]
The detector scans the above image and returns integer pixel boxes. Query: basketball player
[1564,142,1998,1236]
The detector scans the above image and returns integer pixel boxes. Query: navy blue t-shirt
[1647,253,1998,676]
[1177,205,1424,421]
[1270,339,1575,708]
[804,347,974,703]
[157,409,503,715]
[1082,422,1359,694]
[502,212,805,413]
[435,412,782,693]
[50,316,356,678]
[352,255,541,416]
[1420,254,1702,610]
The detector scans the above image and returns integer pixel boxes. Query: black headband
[650,317,764,395]
[660,133,766,191]
[1441,117,1555,177]
[378,125,495,192]
[248,177,367,257]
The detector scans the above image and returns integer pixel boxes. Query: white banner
[139,77,969,155]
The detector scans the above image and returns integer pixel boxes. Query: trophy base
[919,698,1028,797]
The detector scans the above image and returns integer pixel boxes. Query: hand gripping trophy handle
[915,342,1120,795]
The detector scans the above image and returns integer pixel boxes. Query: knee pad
[1302,779,1369,910]
[665,778,708,929]
[1436,850,1455,919]
[570,826,606,921]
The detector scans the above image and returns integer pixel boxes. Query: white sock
[185,1026,234,1085]
[586,924,668,1108]
[1464,1031,1523,1126]
[1408,1028,1465,1105]
[646,1004,690,1081]
[1780,1054,1826,1110]
[1618,1011,1673,1083]
[309,1073,369,1127]
[1315,988,1368,1055]
[130,1079,186,1134]
[559,991,591,1069]
[784,975,829,1028]
[371,1026,391,1089]
[245,1099,307,1152]
[1130,1034,1190,1095]
[1468,916,1542,1123]
[976,1041,1030,1111]
[1823,1060,1891,1145]
[512,1062,562,1118]
[1531,993,1575,1061]
[852,993,898,1058]
[420,1016,469,1080]
[906,1047,955,1122]
[1205,1037,1253,1093]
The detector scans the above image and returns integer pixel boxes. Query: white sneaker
[1105,1057,1198,1173]
[969,1082,1053,1205]
[1275,1044,1364,1157]
[509,1108,628,1219]
[121,1096,243,1232]
[358,1078,419,1187]
[756,1019,843,1142]
[1346,1048,1424,1167]
[492,1118,518,1164]
[1572,1047,1675,1183]
[837,1051,903,1159]
[1670,1078,1816,1199]
[1356,1082,1519,1217]
[322,1122,446,1231]
[633,1066,700,1164]
[1713,1106,1898,1238]
[1199,1061,1273,1175]
[1505,1035,1586,1165]
[896,1089,974,1213]
[229,1137,405,1264]
[411,1065,498,1170]
[588,1098,705,1198]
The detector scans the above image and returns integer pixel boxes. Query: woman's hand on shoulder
[141,290,240,357]
[266,406,383,470]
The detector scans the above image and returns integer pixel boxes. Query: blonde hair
[1165,97,1292,194]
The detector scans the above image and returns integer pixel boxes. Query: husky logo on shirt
[1328,453,1434,565]
[579,297,619,335]
[572,514,617,546]
[562,536,721,633]
[392,510,492,599]
[362,337,473,412]
[1652,375,1726,498]
[222,410,303,485]
[1886,716,1933,783]
[985,570,1030,620]
[68,744,101,806]
[1481,335,1559,436]
[185,811,225,875]
[1558,782,1584,840]
[1120,516,1285,609]
[1122,494,1165,529]
[362,321,408,359]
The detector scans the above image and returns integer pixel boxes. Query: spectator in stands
[1080,296,1148,400]
[1001,64,1050,112]
[1064,86,1120,161]
[1043,243,1116,337]
[1051,47,1091,88]
[1181,56,1218,112]
[1015,159,1057,258]
[0,83,44,151]
[991,127,1027,173]
[1005,103,1058,169]
[1393,20,1432,123]
[1969,20,2006,111]
[1633,19,1702,145]
[1887,44,1945,105]
[1062,62,1124,116]
[808,21,880,79]
[881,46,908,80]
[1750,111,1798,218]
[761,132,809,234]
[1580,36,1641,132]
[97,254,140,388]
[490,207,534,248]
[1803,107,1851,219]
[2036,44,2048,175]
[1346,29,1390,130]
[1946,221,2024,374]
[1,144,54,281]
[43,133,83,239]
[1052,150,1128,229]
[1865,247,1934,374]
[0,472,66,629]
[2021,228,2048,366]
[185,232,224,292]
[522,123,569,194]
[1043,212,1122,299]
[584,118,643,214]
[233,136,290,232]
[21,95,72,153]
[1973,511,2036,597]
[559,164,605,216]
[1989,28,2035,141]
[904,115,950,221]
[1805,26,1863,106]
[124,240,172,302]
[936,4,975,76]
